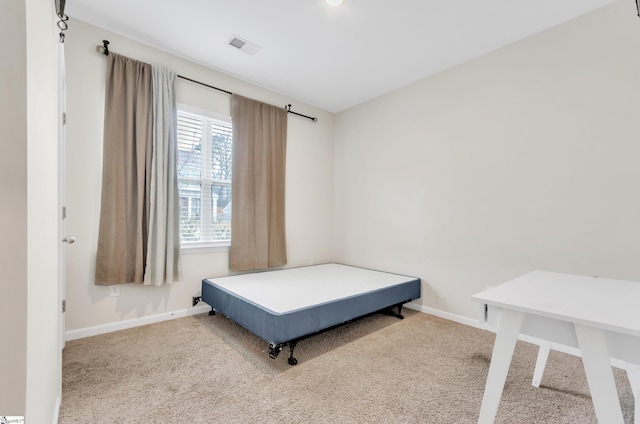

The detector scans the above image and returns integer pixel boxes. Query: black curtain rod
[97,40,318,123]
[177,75,232,95]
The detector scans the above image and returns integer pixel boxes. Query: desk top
[471,271,640,337]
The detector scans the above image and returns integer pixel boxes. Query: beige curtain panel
[95,54,182,286]
[230,94,288,271]
[95,53,153,285]
[144,65,182,286]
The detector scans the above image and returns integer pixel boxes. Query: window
[177,107,232,248]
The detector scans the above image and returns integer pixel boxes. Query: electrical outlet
[109,285,120,297]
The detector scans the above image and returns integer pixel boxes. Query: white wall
[1,0,28,416]
[334,1,640,320]
[64,19,335,332]
[0,0,60,421]
[25,0,61,420]
[66,2,640,335]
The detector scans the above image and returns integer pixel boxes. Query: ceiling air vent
[228,35,261,56]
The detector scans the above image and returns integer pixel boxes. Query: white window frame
[177,104,232,254]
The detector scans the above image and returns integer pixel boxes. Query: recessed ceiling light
[326,0,343,6]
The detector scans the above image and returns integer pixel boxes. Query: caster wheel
[288,357,298,365]
[208,310,216,316]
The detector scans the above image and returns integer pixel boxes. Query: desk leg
[532,341,552,388]
[574,324,624,424]
[625,362,640,422]
[478,309,524,424]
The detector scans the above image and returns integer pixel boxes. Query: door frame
[57,38,67,398]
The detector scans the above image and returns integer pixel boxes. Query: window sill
[180,243,230,255]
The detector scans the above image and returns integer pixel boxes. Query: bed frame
[196,263,421,365]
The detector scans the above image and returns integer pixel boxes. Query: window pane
[211,184,231,242]
[177,113,203,179]
[211,123,232,181]
[177,108,232,245]
[179,181,201,242]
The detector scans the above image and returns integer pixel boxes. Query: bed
[198,263,421,365]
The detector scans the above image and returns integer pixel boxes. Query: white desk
[471,271,640,424]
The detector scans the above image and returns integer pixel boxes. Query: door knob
[62,236,76,244]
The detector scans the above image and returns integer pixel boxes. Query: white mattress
[210,263,416,313]
[201,263,421,346]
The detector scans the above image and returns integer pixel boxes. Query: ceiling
[67,0,618,113]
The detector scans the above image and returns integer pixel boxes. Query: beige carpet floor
[59,310,634,423]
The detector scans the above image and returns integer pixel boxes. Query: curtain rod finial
[100,40,110,55]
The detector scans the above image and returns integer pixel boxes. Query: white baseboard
[405,302,629,369]
[51,394,61,424]
[69,302,468,342]
[65,304,211,341]
[407,302,580,351]
[66,300,628,370]
[405,302,482,329]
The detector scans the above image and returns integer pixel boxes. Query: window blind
[177,109,232,244]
